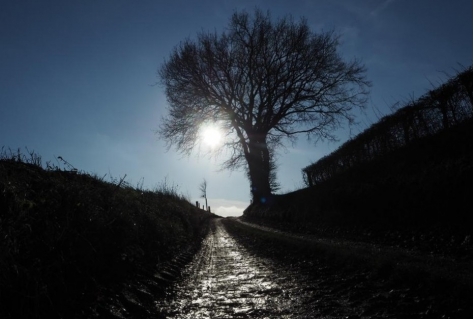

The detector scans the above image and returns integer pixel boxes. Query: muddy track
[93,218,470,318]
[155,218,471,319]
[235,218,471,286]
[157,218,333,318]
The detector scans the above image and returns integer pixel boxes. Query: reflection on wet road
[154,218,469,318]
[155,219,352,318]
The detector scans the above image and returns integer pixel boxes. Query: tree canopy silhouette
[158,9,370,203]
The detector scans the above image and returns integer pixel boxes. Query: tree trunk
[246,137,272,204]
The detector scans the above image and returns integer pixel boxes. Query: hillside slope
[0,153,217,318]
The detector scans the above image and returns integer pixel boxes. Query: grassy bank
[244,120,472,257]
[0,150,216,318]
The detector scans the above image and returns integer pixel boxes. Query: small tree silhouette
[199,179,208,211]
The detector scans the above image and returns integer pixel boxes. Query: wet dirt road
[155,218,470,318]
[156,219,372,318]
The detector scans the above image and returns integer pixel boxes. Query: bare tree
[199,179,208,210]
[158,9,370,203]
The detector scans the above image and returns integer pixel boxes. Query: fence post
[306,171,313,187]
[207,206,211,213]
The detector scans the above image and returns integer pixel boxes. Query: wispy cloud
[370,0,396,16]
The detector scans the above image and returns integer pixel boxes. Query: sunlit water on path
[155,219,328,318]
[153,219,467,318]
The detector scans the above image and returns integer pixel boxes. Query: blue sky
[1,0,472,216]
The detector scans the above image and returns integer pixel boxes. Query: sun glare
[201,125,222,148]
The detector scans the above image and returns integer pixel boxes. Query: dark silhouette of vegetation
[0,148,216,318]
[303,67,472,186]
[223,219,472,318]
[244,68,472,258]
[158,8,370,204]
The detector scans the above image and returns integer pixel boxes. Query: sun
[201,125,222,148]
